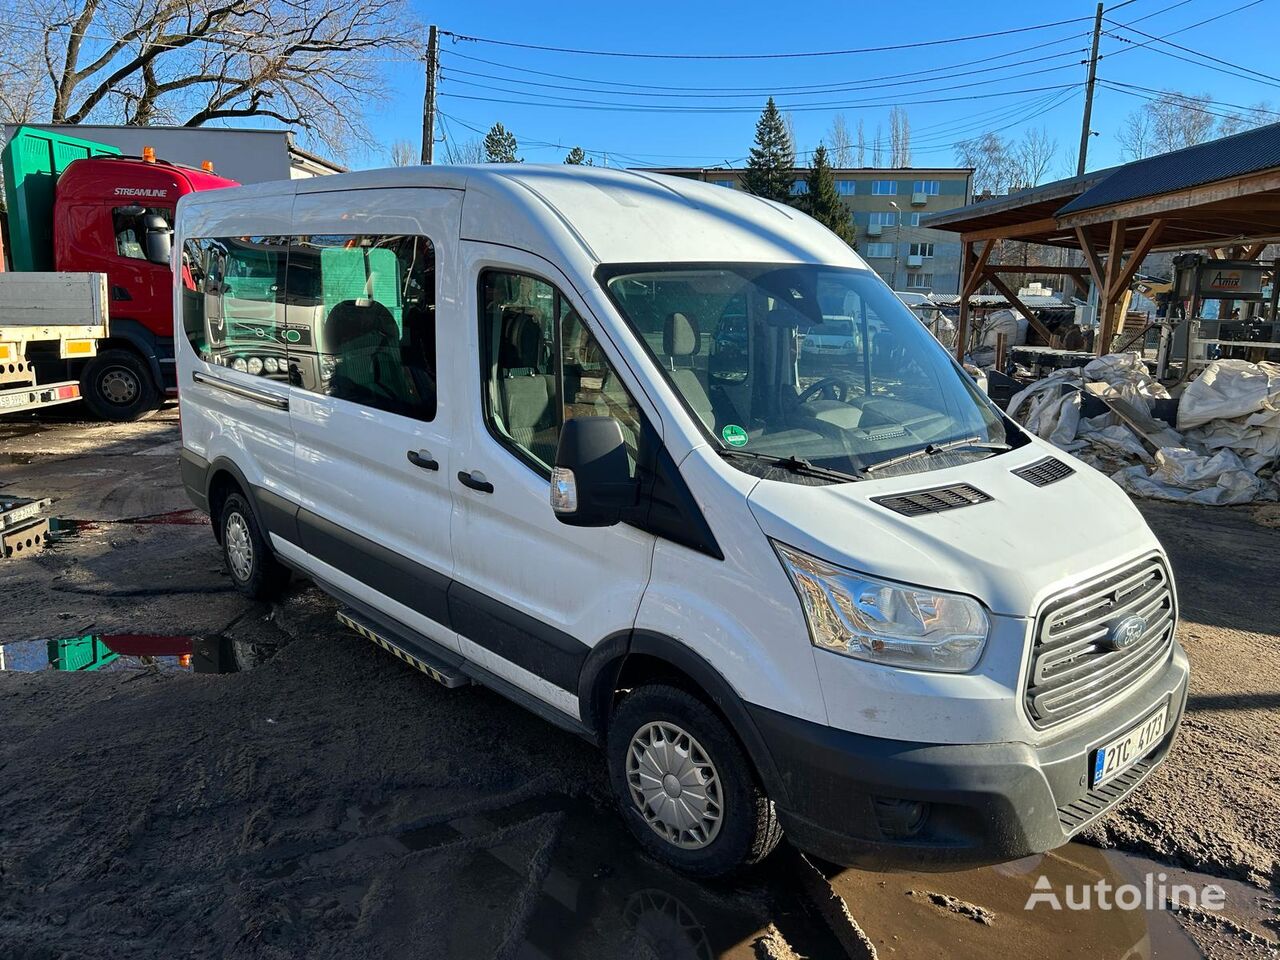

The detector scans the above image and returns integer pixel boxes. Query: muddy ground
[1,408,1277,959]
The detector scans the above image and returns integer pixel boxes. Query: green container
[46,635,119,671]
[2,126,119,272]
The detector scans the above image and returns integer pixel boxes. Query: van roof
[177,164,865,269]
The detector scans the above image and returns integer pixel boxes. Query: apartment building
[641,166,973,294]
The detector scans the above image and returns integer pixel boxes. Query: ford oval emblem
[1107,615,1147,651]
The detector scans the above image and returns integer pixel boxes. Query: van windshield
[601,264,1018,480]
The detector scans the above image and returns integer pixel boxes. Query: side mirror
[551,416,638,527]
[143,214,172,265]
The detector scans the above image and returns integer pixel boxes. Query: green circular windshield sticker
[722,424,749,447]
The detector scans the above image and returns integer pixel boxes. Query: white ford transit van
[175,166,1188,877]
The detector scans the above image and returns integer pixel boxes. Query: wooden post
[956,242,971,361]
[985,272,1055,344]
[994,331,1008,374]
[420,25,439,164]
[1098,219,1126,354]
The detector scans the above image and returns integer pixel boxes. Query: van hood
[745,444,1163,617]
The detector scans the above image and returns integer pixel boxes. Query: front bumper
[747,643,1189,871]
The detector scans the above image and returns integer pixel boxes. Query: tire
[220,492,290,600]
[80,348,160,422]
[607,684,783,878]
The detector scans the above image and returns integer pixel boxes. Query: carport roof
[922,121,1280,252]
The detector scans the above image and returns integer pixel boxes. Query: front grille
[1013,456,1075,487]
[1057,758,1154,832]
[1026,555,1176,728]
[872,484,992,518]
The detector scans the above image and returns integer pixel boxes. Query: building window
[711,178,734,188]
[790,179,809,196]
[868,211,897,227]
[871,180,897,196]
[863,242,894,258]
[908,213,921,226]
[912,180,940,196]
[906,272,933,289]
[835,180,856,195]
[909,243,934,258]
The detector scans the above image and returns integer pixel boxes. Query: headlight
[263,356,279,374]
[247,356,264,375]
[774,542,988,672]
[230,357,247,373]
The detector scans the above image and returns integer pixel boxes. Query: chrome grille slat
[1025,555,1176,728]
[1035,607,1173,685]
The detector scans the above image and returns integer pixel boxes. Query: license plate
[1091,701,1169,787]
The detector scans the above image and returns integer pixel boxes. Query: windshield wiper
[718,448,864,482]
[863,436,1012,474]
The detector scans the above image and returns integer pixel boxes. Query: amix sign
[1199,267,1264,297]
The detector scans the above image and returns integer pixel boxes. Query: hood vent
[872,483,992,517]
[1013,457,1075,487]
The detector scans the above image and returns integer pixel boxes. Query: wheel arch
[579,630,790,806]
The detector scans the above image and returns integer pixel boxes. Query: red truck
[2,126,237,419]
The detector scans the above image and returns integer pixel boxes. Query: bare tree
[782,109,798,158]
[1015,127,1057,187]
[1116,90,1216,160]
[955,131,1019,196]
[828,113,853,167]
[855,118,865,167]
[453,137,484,164]
[387,138,415,166]
[888,106,911,167]
[871,123,883,167]
[4,0,418,156]
[1217,100,1274,137]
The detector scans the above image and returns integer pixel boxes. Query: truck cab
[2,126,238,420]
[53,155,238,418]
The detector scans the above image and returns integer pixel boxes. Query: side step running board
[336,609,469,689]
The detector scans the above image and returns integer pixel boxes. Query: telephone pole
[1076,2,1104,176]
[421,24,439,164]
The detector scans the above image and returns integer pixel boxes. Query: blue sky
[357,0,1278,174]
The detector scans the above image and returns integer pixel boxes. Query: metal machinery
[1154,255,1279,380]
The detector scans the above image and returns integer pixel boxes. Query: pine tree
[804,144,856,246]
[563,146,591,165]
[741,98,795,203]
[483,122,519,163]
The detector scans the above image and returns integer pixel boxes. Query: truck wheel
[607,684,783,877]
[220,492,290,600]
[80,349,159,421]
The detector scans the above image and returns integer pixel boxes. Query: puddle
[827,841,1278,959]
[0,633,284,674]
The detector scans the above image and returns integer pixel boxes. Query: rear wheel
[607,684,782,877]
[80,348,160,421]
[220,492,290,600]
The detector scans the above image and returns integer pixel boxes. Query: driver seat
[663,312,713,429]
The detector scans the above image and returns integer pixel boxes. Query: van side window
[480,269,641,475]
[179,235,291,381]
[284,234,437,422]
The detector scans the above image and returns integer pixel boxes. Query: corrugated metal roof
[1058,120,1280,215]
[930,294,1073,308]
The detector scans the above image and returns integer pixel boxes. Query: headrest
[499,310,543,371]
[664,312,699,357]
[324,299,396,347]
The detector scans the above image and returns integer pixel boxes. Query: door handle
[457,470,494,494]
[407,449,439,471]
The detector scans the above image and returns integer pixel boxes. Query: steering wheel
[798,377,853,404]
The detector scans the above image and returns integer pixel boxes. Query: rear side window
[480,269,641,475]
[114,206,172,260]
[180,233,437,421]
[283,234,436,421]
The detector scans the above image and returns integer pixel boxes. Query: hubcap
[225,512,254,582]
[100,367,139,405]
[626,721,723,849]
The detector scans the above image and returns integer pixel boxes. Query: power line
[1097,78,1280,119]
[439,61,1084,111]
[437,28,1091,95]
[438,17,1091,61]
[1102,0,1267,61]
[1103,16,1280,87]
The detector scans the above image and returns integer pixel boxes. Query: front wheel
[607,684,782,877]
[80,348,160,421]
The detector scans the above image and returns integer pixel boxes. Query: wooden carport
[924,122,1280,359]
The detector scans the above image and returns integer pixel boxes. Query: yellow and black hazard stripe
[336,610,464,687]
